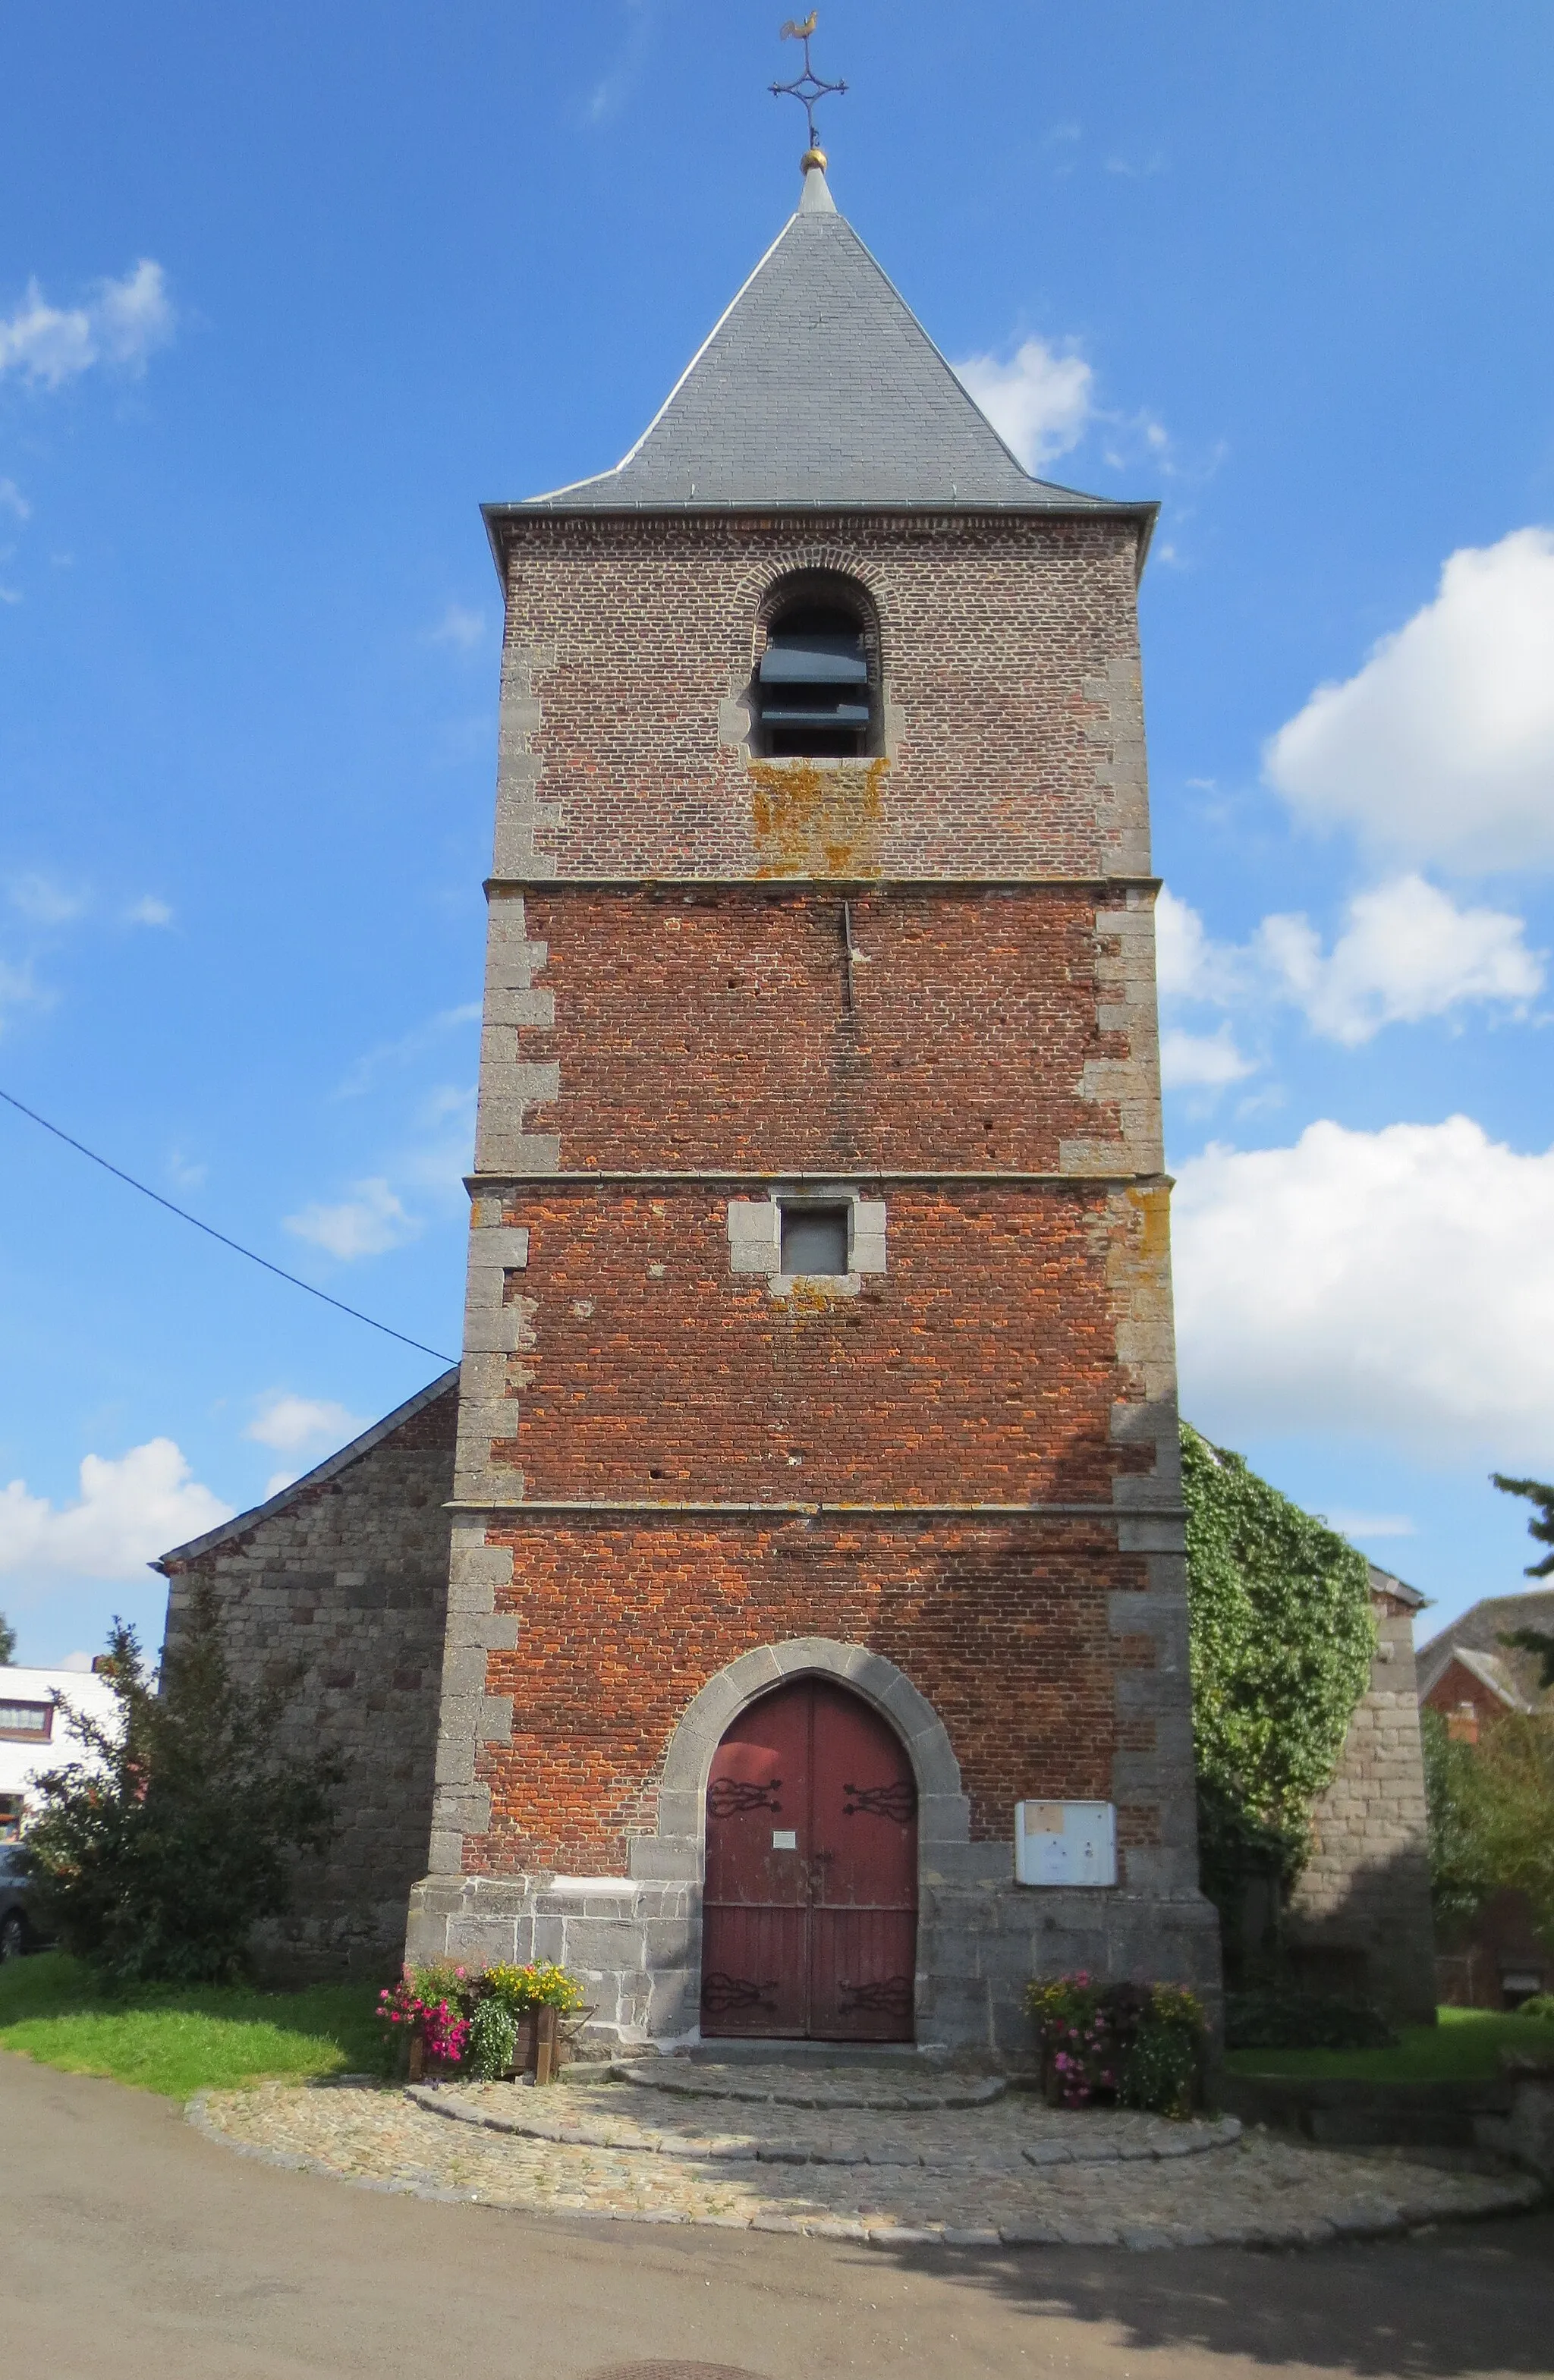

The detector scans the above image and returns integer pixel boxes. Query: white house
[0,1665,119,1838]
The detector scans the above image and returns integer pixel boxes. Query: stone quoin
[160,148,1220,2047]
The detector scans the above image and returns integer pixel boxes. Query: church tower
[408,152,1218,2050]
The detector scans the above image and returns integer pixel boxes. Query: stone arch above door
[628,1638,970,1882]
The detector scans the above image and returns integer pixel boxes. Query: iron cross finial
[771,13,847,168]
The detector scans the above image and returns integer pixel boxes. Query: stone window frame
[727,1188,887,1297]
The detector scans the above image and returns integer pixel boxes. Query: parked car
[0,1841,49,1960]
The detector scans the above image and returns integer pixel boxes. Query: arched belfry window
[755,588,877,759]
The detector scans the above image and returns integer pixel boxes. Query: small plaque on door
[772,1829,797,1850]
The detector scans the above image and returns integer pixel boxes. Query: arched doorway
[700,1676,918,2042]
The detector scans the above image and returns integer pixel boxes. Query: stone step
[405,2077,1243,2174]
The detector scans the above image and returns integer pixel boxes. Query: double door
[700,1677,917,2042]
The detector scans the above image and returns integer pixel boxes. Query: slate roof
[1417,1589,1554,1715]
[153,1369,460,1569]
[496,165,1148,525]
[1367,1562,1428,1611]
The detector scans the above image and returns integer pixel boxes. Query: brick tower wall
[410,510,1219,2050]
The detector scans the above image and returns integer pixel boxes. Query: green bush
[467,1996,520,2080]
[20,1588,341,1985]
[1120,2023,1200,2121]
[1225,1985,1396,2052]
[1518,1992,1554,2023]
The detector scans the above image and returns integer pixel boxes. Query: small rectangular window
[779,1203,850,1277]
[0,1701,52,1742]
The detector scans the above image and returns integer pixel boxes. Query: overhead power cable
[0,1083,457,1366]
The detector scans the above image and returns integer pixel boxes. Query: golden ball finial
[801,145,827,172]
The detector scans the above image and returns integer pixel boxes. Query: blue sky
[2,2,1552,1664]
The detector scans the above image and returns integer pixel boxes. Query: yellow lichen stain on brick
[747,757,889,879]
[1126,1183,1172,1262]
[772,1277,854,1325]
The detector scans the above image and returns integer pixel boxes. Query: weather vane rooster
[771,12,847,167]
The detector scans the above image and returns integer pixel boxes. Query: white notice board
[1015,1800,1117,1887]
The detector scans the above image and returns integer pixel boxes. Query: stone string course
[188,2077,1540,2250]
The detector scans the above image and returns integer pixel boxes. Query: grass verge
[1225,2004,1554,2084]
[0,1951,382,2097]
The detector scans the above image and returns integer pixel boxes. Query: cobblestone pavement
[190,2077,1542,2250]
[411,2070,1241,2167]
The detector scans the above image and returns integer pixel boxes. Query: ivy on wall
[1181,1423,1376,1888]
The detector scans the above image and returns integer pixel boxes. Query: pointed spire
[510,181,1143,520]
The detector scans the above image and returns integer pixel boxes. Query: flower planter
[508,2006,566,2082]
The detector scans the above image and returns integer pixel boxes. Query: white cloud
[335,1003,481,1099]
[56,1650,95,1673]
[0,259,175,389]
[1160,1025,1256,1089]
[1172,1116,1554,1464]
[397,1082,477,1199]
[9,871,87,924]
[264,1470,298,1500]
[1254,875,1543,1045]
[245,1394,366,1454]
[952,338,1093,470]
[282,1176,420,1261]
[0,955,50,1032]
[0,1441,232,1579]
[585,0,653,125]
[1156,886,1243,1005]
[0,479,30,520]
[1265,527,1554,872]
[1159,877,1542,1050]
[428,604,487,650]
[1322,1511,1418,1541]
[125,895,173,927]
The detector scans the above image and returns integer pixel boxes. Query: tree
[1422,1704,1554,1950]
[1420,1707,1496,1936]
[21,1582,342,1984]
[0,1610,15,1668]
[1492,1473,1554,1689]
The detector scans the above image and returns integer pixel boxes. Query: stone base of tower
[404,1865,1219,2058]
[410,1611,1222,2055]
[405,1873,700,2045]
[916,1869,1222,2058]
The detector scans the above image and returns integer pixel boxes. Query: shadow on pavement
[856,2211,1554,2376]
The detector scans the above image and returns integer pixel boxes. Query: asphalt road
[2,2051,1550,2379]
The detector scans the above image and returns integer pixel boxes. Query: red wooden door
[700,1678,917,2041]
